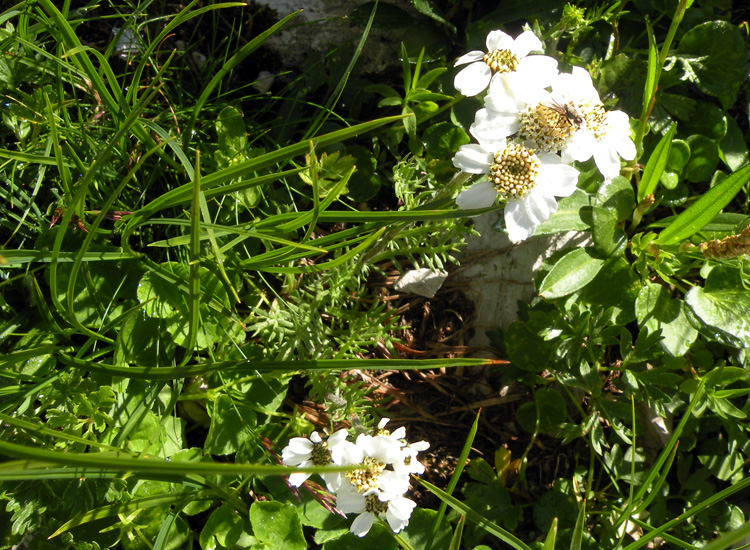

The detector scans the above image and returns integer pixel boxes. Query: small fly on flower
[545,98,583,128]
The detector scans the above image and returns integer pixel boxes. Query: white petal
[331,440,364,465]
[562,132,595,163]
[485,72,531,110]
[470,108,518,145]
[410,441,430,451]
[616,137,636,162]
[594,143,622,179]
[350,512,376,537]
[515,56,559,89]
[387,496,417,520]
[553,67,597,102]
[310,432,323,444]
[486,29,513,51]
[288,471,311,487]
[454,50,484,67]
[504,198,536,243]
[523,187,556,225]
[321,471,343,492]
[390,426,406,439]
[285,437,314,455]
[537,155,580,197]
[454,62,492,96]
[456,181,497,210]
[453,144,493,174]
[336,487,366,514]
[512,30,543,58]
[327,429,349,446]
[377,418,390,430]
[378,470,411,495]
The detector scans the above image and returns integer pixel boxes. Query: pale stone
[394,268,448,298]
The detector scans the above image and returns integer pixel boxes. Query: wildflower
[281,429,349,488]
[551,67,636,179]
[281,419,428,538]
[454,29,558,97]
[337,485,417,537]
[453,138,579,242]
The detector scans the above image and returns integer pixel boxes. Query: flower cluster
[281,419,429,537]
[453,29,636,243]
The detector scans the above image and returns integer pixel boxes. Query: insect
[546,98,584,128]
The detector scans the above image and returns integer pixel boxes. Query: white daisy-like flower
[393,440,430,476]
[473,78,582,155]
[453,138,579,242]
[454,29,558,97]
[551,67,636,179]
[337,485,417,537]
[281,429,349,488]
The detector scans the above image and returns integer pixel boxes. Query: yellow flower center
[519,103,579,152]
[577,99,608,140]
[346,457,385,493]
[482,49,519,74]
[489,144,540,198]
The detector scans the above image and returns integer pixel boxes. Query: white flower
[453,139,579,242]
[454,29,558,97]
[337,485,417,537]
[474,82,583,155]
[281,429,350,489]
[551,67,636,179]
[393,440,430,476]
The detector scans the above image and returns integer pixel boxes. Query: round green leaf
[677,21,746,109]
[516,388,567,434]
[683,103,727,140]
[684,135,719,183]
[250,501,305,550]
[667,139,690,172]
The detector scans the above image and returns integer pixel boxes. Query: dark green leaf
[249,501,306,550]
[684,135,719,183]
[685,266,750,349]
[539,248,606,299]
[677,21,746,109]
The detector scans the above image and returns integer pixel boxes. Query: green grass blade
[128,115,406,223]
[182,8,300,150]
[426,409,481,550]
[58,352,501,379]
[656,162,750,244]
[638,122,676,202]
[569,501,585,550]
[420,479,533,550]
[544,517,558,550]
[182,151,203,364]
[701,519,750,550]
[49,492,208,539]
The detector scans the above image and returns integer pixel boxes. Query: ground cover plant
[1,0,750,549]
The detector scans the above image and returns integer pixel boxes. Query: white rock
[394,268,448,298]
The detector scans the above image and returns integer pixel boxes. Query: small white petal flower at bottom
[384,496,417,533]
